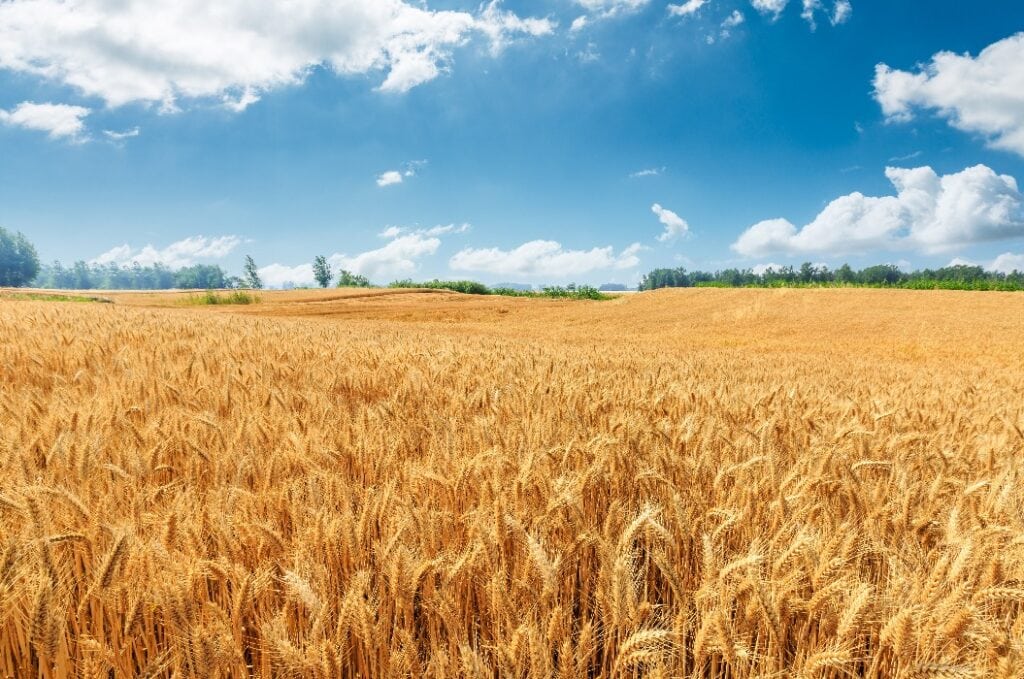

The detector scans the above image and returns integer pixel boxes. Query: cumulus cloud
[990,252,1024,274]
[873,33,1024,157]
[651,203,690,242]
[0,101,90,141]
[376,171,405,187]
[259,233,441,287]
[0,0,554,110]
[91,236,242,268]
[668,0,709,18]
[377,160,427,187]
[257,263,316,288]
[751,0,788,19]
[334,233,441,279]
[449,240,643,278]
[732,164,1024,257]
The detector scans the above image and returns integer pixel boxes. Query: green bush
[184,290,259,305]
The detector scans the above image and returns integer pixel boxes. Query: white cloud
[831,0,852,25]
[873,33,1024,157]
[259,232,441,287]
[651,203,690,242]
[450,240,643,278]
[258,263,315,288]
[92,235,242,268]
[732,164,1024,257]
[888,150,921,163]
[668,0,709,18]
[0,101,90,141]
[800,0,848,29]
[377,159,427,187]
[575,0,650,18]
[0,0,554,110]
[378,226,405,238]
[630,167,664,178]
[379,223,470,238]
[750,0,788,19]
[103,127,141,141]
[570,16,590,32]
[947,257,975,267]
[800,0,820,28]
[719,10,744,39]
[577,43,601,63]
[333,233,440,279]
[751,262,783,275]
[723,10,745,27]
[990,252,1024,274]
[376,171,405,187]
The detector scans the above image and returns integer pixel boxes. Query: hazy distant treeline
[640,263,1024,291]
[32,261,234,290]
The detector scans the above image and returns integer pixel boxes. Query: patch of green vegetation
[182,290,260,306]
[388,280,611,300]
[1,291,110,303]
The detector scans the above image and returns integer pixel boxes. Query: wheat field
[1,288,1023,678]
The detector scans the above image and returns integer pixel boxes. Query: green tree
[312,256,332,288]
[835,263,856,284]
[0,227,41,287]
[336,269,370,288]
[243,255,263,289]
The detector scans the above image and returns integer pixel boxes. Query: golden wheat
[0,287,1023,677]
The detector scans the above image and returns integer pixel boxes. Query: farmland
[1,288,1023,677]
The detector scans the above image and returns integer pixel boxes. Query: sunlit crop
[1,288,1022,677]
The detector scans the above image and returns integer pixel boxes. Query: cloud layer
[449,240,642,278]
[732,164,1024,257]
[91,236,242,268]
[0,0,553,110]
[874,33,1024,157]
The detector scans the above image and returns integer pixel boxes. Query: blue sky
[1,0,1023,286]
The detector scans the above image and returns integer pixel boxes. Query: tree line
[4,227,1024,293]
[640,262,1024,292]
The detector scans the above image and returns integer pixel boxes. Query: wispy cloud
[630,167,665,178]
[103,127,141,141]
[668,0,709,18]
[378,223,470,238]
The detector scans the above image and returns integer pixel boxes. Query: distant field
[1,288,1022,677]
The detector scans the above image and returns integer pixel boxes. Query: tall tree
[312,256,332,288]
[243,255,263,289]
[0,228,41,287]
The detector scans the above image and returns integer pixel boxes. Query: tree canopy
[0,228,41,287]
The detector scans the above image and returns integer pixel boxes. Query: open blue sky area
[1,0,1023,285]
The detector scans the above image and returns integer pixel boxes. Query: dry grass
[1,288,1023,678]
